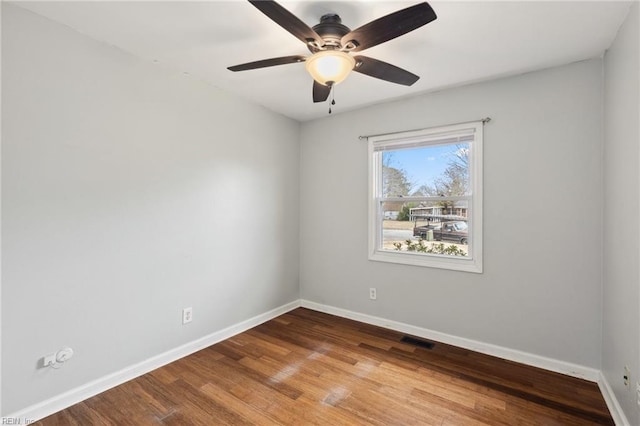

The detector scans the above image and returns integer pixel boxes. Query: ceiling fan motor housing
[310,14,352,51]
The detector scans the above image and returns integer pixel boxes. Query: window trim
[367,121,483,273]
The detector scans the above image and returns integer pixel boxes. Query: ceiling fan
[227,1,437,105]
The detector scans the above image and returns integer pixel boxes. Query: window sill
[369,249,483,273]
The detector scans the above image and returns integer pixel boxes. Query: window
[368,121,483,273]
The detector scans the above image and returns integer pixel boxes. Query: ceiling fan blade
[341,2,437,52]
[249,0,324,46]
[313,81,331,103]
[228,55,306,72]
[353,55,419,86]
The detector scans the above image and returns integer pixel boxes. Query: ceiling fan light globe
[305,51,355,86]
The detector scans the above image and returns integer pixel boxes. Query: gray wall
[1,4,300,414]
[603,3,640,425]
[300,59,604,368]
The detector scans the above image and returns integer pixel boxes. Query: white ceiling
[16,1,633,122]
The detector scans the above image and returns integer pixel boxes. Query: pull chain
[329,85,336,114]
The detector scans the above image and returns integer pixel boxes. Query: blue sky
[383,144,464,191]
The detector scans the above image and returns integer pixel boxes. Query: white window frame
[368,121,483,273]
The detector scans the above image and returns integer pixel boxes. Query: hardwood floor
[36,308,613,425]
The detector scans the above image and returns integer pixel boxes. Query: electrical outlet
[636,382,640,406]
[369,288,377,300]
[624,366,631,388]
[182,307,193,324]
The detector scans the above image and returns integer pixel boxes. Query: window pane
[381,143,470,197]
[369,120,482,272]
[382,200,469,257]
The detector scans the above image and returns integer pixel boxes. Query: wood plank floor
[36,308,614,425]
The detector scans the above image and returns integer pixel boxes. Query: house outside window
[368,121,484,273]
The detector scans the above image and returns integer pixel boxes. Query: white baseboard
[598,372,632,426]
[300,299,600,382]
[7,300,301,423]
